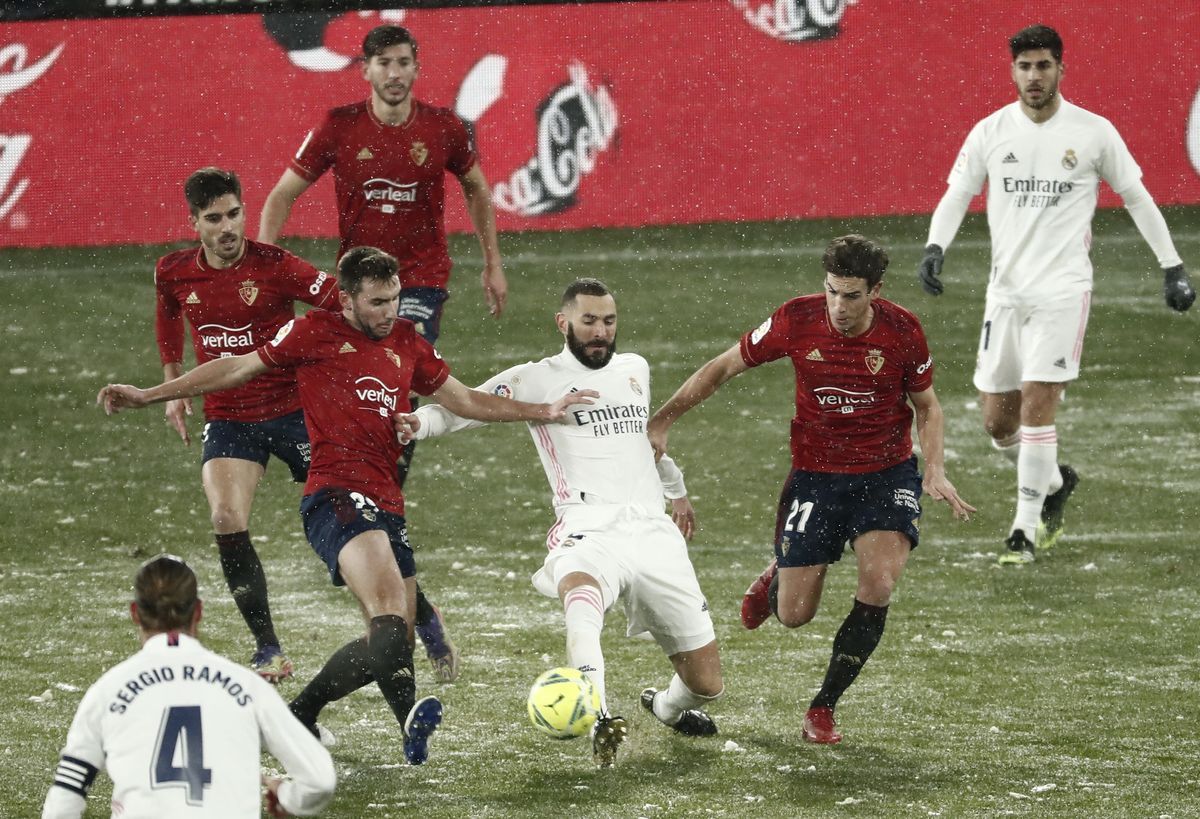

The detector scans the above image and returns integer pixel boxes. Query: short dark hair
[363,25,418,61]
[183,167,241,215]
[822,234,889,289]
[338,246,399,295]
[562,278,612,306]
[134,554,198,633]
[1010,24,1063,62]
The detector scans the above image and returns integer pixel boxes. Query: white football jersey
[43,633,335,819]
[416,347,685,515]
[947,98,1142,304]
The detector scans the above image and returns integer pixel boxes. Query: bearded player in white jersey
[917,24,1195,565]
[399,278,722,768]
[43,555,335,819]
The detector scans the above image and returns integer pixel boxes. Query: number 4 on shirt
[151,705,212,805]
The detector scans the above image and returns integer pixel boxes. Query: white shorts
[533,504,716,656]
[973,292,1091,393]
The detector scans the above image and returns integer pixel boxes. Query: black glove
[1164,264,1195,312]
[917,244,945,296]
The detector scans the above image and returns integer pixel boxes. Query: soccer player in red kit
[99,246,593,766]
[259,24,506,676]
[156,167,339,682]
[259,25,504,327]
[649,235,974,745]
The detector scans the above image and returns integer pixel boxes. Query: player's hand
[482,263,508,318]
[917,244,945,296]
[1163,264,1195,312]
[263,776,290,818]
[543,389,599,422]
[922,471,975,521]
[646,418,669,461]
[165,398,193,445]
[393,412,421,444]
[670,496,696,540]
[97,384,150,415]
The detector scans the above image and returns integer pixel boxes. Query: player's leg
[804,459,920,744]
[557,570,629,767]
[200,434,289,680]
[557,571,610,713]
[1002,294,1087,562]
[744,468,846,629]
[980,389,1022,463]
[642,641,722,737]
[803,530,910,745]
[631,520,723,736]
[337,536,415,714]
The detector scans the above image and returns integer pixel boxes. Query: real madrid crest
[1062,149,1078,170]
[629,377,643,396]
[239,280,259,306]
[410,140,428,166]
[386,349,403,369]
[865,349,885,375]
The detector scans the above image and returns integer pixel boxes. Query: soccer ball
[526,667,600,739]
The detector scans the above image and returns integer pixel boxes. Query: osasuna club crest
[865,349,885,375]
[410,141,428,166]
[239,280,258,306]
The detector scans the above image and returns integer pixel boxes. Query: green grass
[2,209,1199,817]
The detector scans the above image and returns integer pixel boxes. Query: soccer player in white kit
[403,278,723,768]
[42,555,335,819]
[916,24,1195,564]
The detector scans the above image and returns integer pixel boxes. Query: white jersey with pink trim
[947,98,1142,305]
[414,347,685,515]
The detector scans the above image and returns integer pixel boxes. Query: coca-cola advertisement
[3,1,1199,248]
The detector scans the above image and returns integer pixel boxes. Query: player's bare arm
[457,164,507,318]
[648,344,750,458]
[99,352,270,416]
[258,169,314,245]
[908,387,975,521]
[161,362,194,446]
[430,375,597,424]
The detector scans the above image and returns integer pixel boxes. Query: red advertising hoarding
[3,1,1200,247]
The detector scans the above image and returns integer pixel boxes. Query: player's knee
[983,415,1018,441]
[856,578,896,608]
[777,603,817,628]
[209,505,249,533]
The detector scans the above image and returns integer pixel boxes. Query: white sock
[652,673,722,726]
[1013,425,1057,536]
[991,431,1020,465]
[563,586,607,713]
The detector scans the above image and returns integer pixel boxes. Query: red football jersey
[155,239,338,423]
[291,99,476,291]
[739,295,935,474]
[257,309,450,514]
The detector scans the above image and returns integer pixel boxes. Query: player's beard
[351,306,395,341]
[566,324,616,370]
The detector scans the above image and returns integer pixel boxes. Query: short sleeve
[409,336,451,396]
[280,253,338,309]
[902,320,935,394]
[444,114,477,177]
[290,115,338,183]
[258,315,318,370]
[739,303,792,368]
